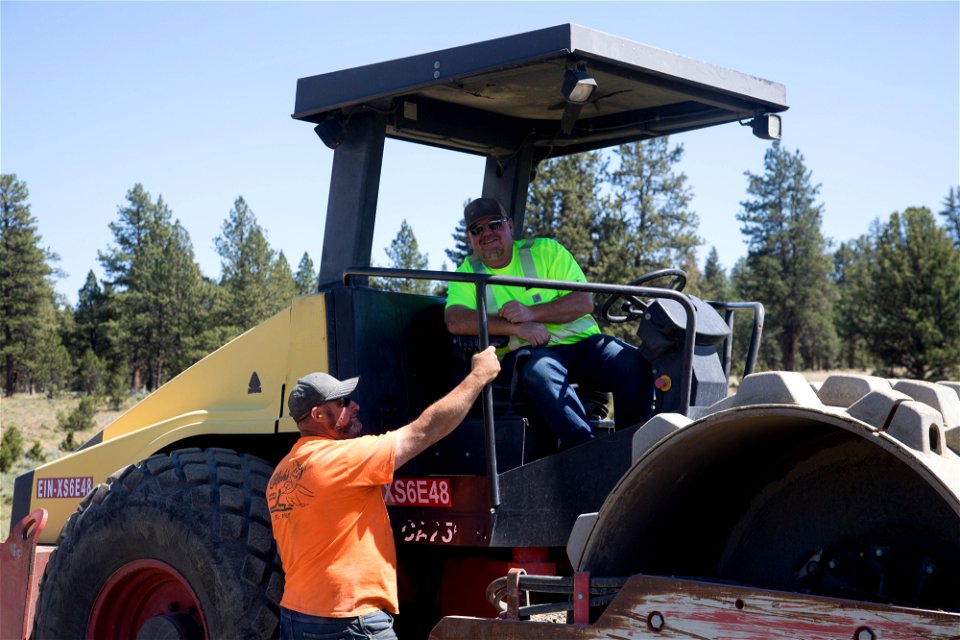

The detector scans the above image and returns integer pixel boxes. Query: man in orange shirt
[268,346,499,640]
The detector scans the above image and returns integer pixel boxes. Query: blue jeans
[509,334,653,449]
[279,607,397,640]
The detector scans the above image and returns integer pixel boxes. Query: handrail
[343,267,698,511]
[474,278,500,508]
[708,301,765,379]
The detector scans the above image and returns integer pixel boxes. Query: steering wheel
[600,268,688,323]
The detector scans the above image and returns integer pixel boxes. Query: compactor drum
[571,373,960,611]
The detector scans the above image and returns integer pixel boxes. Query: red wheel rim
[88,558,208,639]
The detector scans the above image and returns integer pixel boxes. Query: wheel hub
[88,559,207,640]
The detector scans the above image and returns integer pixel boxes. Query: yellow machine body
[19,294,326,544]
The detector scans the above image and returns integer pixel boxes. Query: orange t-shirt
[268,431,398,617]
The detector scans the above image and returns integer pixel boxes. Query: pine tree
[67,271,123,381]
[445,218,471,267]
[157,221,210,378]
[592,139,700,341]
[375,219,432,295]
[294,252,317,295]
[73,271,105,352]
[526,151,607,280]
[76,348,107,397]
[861,208,960,379]
[730,257,774,374]
[699,247,731,302]
[99,184,157,389]
[940,186,960,247]
[833,239,874,369]
[736,143,837,371]
[0,174,67,395]
[214,196,276,334]
[267,250,298,313]
[193,276,236,363]
[605,138,700,283]
[30,302,74,396]
[99,185,207,390]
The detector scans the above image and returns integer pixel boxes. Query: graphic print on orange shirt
[267,459,315,517]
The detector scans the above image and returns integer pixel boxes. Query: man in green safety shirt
[445,197,654,449]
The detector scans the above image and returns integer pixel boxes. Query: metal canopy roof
[293,23,787,159]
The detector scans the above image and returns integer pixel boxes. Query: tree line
[1,139,959,403]
[381,141,960,381]
[526,142,958,379]
[1,177,318,397]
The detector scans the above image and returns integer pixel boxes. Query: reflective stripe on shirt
[466,239,596,349]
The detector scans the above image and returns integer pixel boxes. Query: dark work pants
[507,333,653,449]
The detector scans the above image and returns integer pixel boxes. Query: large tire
[33,448,284,639]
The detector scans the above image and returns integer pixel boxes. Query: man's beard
[336,414,363,438]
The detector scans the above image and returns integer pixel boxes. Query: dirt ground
[529,612,567,623]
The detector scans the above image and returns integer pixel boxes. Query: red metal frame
[572,571,590,624]
[501,568,525,620]
[1,509,52,640]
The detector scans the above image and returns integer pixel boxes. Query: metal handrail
[707,301,764,379]
[343,266,698,510]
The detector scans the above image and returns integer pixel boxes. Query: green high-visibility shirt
[445,238,600,354]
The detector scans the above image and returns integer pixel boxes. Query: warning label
[36,476,94,499]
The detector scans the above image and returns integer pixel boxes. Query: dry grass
[800,368,877,383]
[728,368,875,391]
[1,393,133,540]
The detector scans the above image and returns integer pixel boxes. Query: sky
[3,1,958,306]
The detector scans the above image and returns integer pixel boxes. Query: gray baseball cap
[464,197,506,227]
[287,372,360,422]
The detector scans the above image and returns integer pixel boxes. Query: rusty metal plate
[429,574,960,639]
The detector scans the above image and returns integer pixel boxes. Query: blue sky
[3,1,958,306]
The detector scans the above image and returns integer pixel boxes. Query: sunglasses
[334,395,352,408]
[468,218,508,237]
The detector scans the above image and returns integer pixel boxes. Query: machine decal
[384,478,452,507]
[248,371,262,394]
[398,518,457,544]
[36,476,94,499]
